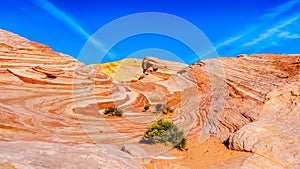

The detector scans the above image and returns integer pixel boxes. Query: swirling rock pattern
[0,29,299,168]
[0,29,142,168]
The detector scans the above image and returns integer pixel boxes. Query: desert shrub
[155,103,165,112]
[141,118,187,151]
[144,104,150,111]
[103,106,123,117]
[154,104,174,115]
[162,106,174,115]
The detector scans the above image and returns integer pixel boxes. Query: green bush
[154,104,174,115]
[162,106,174,115]
[140,118,187,151]
[103,106,123,117]
[143,105,150,111]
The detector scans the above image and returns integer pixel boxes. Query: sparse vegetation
[103,106,123,117]
[140,118,187,151]
[162,106,174,115]
[143,104,150,111]
[153,104,174,115]
[155,103,165,112]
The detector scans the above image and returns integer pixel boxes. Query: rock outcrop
[228,81,299,168]
[0,141,141,169]
[0,29,299,168]
[95,57,187,82]
[0,29,143,168]
[142,56,187,74]
[192,54,299,141]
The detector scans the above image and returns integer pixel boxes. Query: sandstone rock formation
[95,58,143,82]
[142,56,187,74]
[95,56,187,82]
[0,29,299,168]
[0,141,141,169]
[228,81,299,168]
[194,54,299,141]
[237,54,248,58]
[0,29,143,168]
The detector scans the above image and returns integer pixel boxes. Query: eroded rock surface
[0,29,299,168]
[95,56,188,82]
[228,81,300,168]
[0,29,143,168]
[0,141,141,169]
[171,54,299,143]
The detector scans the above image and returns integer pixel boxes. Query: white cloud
[286,33,300,39]
[262,0,300,19]
[277,31,300,39]
[216,0,300,50]
[215,36,242,48]
[278,31,290,37]
[242,17,299,46]
[271,41,278,45]
[32,0,114,57]
[33,0,89,39]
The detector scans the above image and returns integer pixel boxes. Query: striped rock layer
[0,29,299,168]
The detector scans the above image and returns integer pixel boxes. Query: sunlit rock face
[195,54,299,141]
[0,29,143,168]
[0,29,299,168]
[94,56,188,82]
[228,81,300,168]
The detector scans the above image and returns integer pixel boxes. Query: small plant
[154,104,174,115]
[143,104,150,111]
[140,118,187,151]
[155,103,165,112]
[103,106,123,117]
[162,106,174,115]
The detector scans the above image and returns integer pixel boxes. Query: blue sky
[1,0,300,64]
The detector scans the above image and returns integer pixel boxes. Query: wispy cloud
[215,35,242,48]
[278,31,290,37]
[32,0,114,57]
[215,0,300,53]
[202,35,242,57]
[278,31,300,39]
[242,17,299,46]
[32,0,89,39]
[286,33,300,39]
[262,0,300,19]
